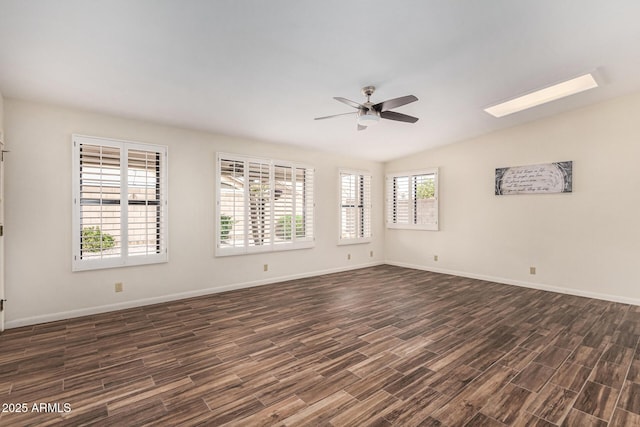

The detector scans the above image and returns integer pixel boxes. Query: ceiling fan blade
[381,110,419,123]
[314,112,357,120]
[334,97,366,110]
[357,124,367,131]
[373,95,418,112]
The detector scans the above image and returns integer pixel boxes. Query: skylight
[484,73,599,118]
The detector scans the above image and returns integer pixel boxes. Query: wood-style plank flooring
[1,265,640,426]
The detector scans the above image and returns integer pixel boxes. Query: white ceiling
[1,1,640,162]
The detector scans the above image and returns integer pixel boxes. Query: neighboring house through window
[386,168,438,230]
[72,135,168,271]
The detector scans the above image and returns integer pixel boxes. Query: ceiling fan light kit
[357,109,381,126]
[315,86,419,131]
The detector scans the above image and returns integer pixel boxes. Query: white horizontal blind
[341,173,357,240]
[340,170,371,242]
[386,169,438,230]
[296,166,314,243]
[248,160,272,248]
[218,158,245,249]
[73,135,168,271]
[360,173,372,238]
[387,175,410,225]
[78,143,122,261]
[217,153,314,255]
[127,148,165,257]
[274,164,293,243]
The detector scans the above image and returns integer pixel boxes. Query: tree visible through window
[217,153,314,255]
[72,135,168,271]
[386,169,438,230]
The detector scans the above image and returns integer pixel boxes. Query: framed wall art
[495,161,572,195]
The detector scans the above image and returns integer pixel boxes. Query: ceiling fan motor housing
[358,86,380,126]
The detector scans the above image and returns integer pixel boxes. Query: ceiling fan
[315,86,419,131]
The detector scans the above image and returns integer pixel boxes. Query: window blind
[127,149,164,257]
[386,169,438,231]
[217,153,314,255]
[339,170,371,242]
[78,144,122,261]
[248,160,272,247]
[73,135,168,271]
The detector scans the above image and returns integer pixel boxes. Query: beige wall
[5,90,640,327]
[0,90,3,131]
[4,99,385,327]
[0,90,4,331]
[385,91,640,304]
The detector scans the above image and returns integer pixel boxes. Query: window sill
[72,254,168,272]
[386,224,439,231]
[215,240,315,257]
[337,238,372,246]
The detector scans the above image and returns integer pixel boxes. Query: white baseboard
[6,261,384,329]
[385,260,640,307]
[11,259,636,329]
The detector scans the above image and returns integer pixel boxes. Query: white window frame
[386,168,439,231]
[72,135,168,271]
[338,169,372,245]
[216,152,315,256]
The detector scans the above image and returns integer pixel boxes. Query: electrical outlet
[370,251,374,258]
[115,282,123,292]
[263,264,268,272]
[434,255,438,262]
[530,266,536,275]
[347,254,351,260]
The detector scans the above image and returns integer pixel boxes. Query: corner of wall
[0,90,4,135]
[382,92,640,304]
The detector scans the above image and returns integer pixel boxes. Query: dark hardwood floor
[1,265,639,426]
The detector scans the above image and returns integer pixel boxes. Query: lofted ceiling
[1,1,640,161]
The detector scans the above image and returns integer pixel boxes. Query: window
[216,153,314,256]
[72,135,168,271]
[339,170,371,244]
[386,168,438,230]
